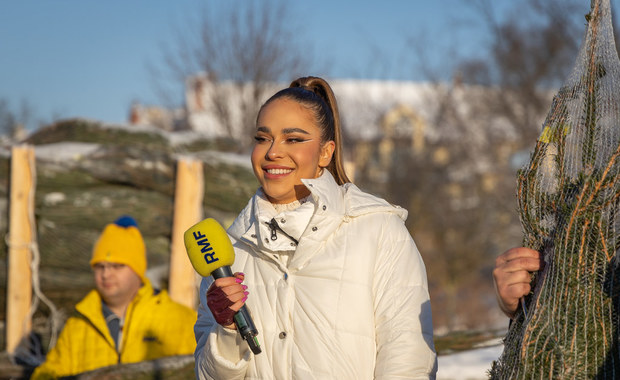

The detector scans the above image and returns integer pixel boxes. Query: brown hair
[259,76,351,184]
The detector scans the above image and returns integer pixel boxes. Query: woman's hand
[493,247,542,318]
[206,272,248,329]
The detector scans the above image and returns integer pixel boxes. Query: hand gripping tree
[491,0,620,378]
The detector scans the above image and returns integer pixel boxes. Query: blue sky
[0,0,606,127]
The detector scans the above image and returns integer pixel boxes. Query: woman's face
[252,98,335,204]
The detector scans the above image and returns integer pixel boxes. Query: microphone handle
[211,266,262,354]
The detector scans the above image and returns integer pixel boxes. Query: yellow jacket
[31,279,197,379]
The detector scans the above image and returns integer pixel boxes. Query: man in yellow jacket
[31,216,197,379]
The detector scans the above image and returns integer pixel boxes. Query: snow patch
[44,192,66,206]
[178,150,252,169]
[34,142,100,162]
[437,344,503,380]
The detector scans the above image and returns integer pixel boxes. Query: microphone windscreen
[184,218,235,277]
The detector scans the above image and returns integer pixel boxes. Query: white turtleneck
[262,195,314,266]
[271,195,311,213]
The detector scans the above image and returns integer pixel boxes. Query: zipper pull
[268,218,278,241]
[266,218,299,245]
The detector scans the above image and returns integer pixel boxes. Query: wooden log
[73,354,194,380]
[168,159,203,309]
[6,145,35,354]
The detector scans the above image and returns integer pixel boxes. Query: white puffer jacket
[195,171,437,379]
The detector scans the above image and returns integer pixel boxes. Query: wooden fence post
[7,145,35,354]
[169,158,204,309]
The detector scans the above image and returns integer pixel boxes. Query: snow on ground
[188,150,252,169]
[12,141,253,170]
[33,142,100,162]
[437,343,503,380]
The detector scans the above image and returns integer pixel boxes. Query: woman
[194,76,437,379]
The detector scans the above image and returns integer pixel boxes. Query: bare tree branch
[149,0,311,149]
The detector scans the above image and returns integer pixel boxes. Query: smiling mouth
[266,168,293,175]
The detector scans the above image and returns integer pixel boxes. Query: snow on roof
[330,79,439,140]
[185,77,532,145]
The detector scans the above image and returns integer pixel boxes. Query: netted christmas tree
[490,0,620,378]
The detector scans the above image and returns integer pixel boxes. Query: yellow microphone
[184,218,261,354]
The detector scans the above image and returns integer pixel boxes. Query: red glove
[206,282,236,327]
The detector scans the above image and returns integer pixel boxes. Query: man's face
[93,261,142,308]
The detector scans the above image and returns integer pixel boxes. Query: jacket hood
[227,170,407,244]
[307,171,408,221]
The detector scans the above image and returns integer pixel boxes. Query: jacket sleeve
[30,321,75,380]
[162,295,198,356]
[194,276,252,380]
[372,214,437,379]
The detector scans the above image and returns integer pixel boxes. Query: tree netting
[490,0,620,378]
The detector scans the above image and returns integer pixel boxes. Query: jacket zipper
[117,322,123,363]
[267,218,299,246]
